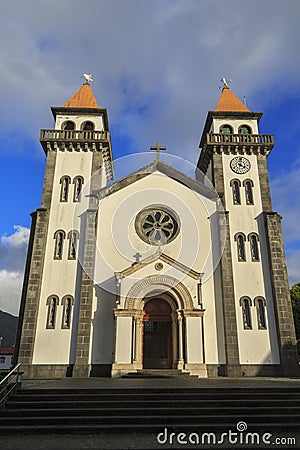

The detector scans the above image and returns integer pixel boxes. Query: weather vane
[82,73,94,84]
[219,77,232,89]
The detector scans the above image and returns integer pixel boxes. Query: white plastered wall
[221,145,279,364]
[91,172,223,366]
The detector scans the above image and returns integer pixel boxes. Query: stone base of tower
[20,364,71,379]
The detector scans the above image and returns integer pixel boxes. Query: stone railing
[206,133,274,146]
[40,129,110,142]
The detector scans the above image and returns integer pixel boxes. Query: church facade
[15,82,299,378]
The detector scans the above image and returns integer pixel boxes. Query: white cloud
[0,270,23,316]
[1,225,30,247]
[0,226,29,315]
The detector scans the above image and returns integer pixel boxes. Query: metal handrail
[0,363,22,408]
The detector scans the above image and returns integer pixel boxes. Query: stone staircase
[121,369,197,378]
[0,385,300,436]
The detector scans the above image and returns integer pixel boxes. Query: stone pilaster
[73,208,97,377]
[212,153,241,377]
[264,212,299,375]
[41,149,57,208]
[257,155,272,211]
[16,208,49,375]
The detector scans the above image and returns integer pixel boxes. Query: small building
[0,346,14,371]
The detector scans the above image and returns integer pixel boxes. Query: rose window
[135,207,179,245]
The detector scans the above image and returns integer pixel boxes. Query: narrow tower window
[68,230,79,260]
[243,180,254,205]
[46,296,59,329]
[81,121,94,131]
[235,233,246,261]
[254,297,267,329]
[249,233,260,261]
[54,230,66,260]
[220,124,233,134]
[60,176,71,202]
[62,121,75,130]
[73,176,84,202]
[61,295,74,329]
[238,125,252,135]
[230,179,241,205]
[240,297,252,329]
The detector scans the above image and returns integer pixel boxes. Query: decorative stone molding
[124,275,194,310]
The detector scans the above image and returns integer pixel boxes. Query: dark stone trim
[41,149,57,209]
[257,155,273,211]
[263,212,299,373]
[13,211,38,366]
[212,154,241,376]
[16,208,50,368]
[72,208,97,378]
[21,364,70,379]
[73,150,101,378]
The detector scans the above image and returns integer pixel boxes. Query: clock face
[230,157,251,174]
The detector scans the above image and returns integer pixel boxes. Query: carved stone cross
[150,141,166,162]
[133,252,142,263]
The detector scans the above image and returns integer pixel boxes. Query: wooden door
[143,299,172,369]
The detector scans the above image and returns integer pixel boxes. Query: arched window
[234,233,246,261]
[73,176,84,202]
[240,297,252,329]
[81,121,94,131]
[230,179,241,205]
[60,176,71,202]
[61,295,74,329]
[220,124,233,134]
[238,125,252,135]
[62,121,75,130]
[248,233,260,262]
[254,297,267,329]
[54,230,66,260]
[46,295,59,329]
[243,179,254,205]
[67,230,79,260]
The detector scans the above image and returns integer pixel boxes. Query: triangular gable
[116,252,202,280]
[96,160,218,201]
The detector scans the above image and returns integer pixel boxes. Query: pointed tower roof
[64,83,99,108]
[215,87,250,112]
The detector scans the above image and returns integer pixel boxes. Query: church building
[15,80,299,378]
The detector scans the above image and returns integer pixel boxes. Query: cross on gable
[133,252,142,263]
[150,141,166,162]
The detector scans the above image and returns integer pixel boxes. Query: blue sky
[0,0,300,315]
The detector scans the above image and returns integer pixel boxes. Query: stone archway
[123,276,192,372]
[124,274,194,311]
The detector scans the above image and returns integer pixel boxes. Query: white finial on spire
[219,77,232,89]
[82,73,94,84]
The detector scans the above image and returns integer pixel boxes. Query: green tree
[291,282,300,354]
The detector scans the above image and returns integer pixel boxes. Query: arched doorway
[143,298,173,369]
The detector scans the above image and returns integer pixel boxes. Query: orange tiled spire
[215,87,250,112]
[64,83,99,108]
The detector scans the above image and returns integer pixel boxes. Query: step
[2,405,300,418]
[1,421,299,434]
[1,413,299,426]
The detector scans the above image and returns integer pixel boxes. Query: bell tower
[15,80,114,378]
[197,84,298,376]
